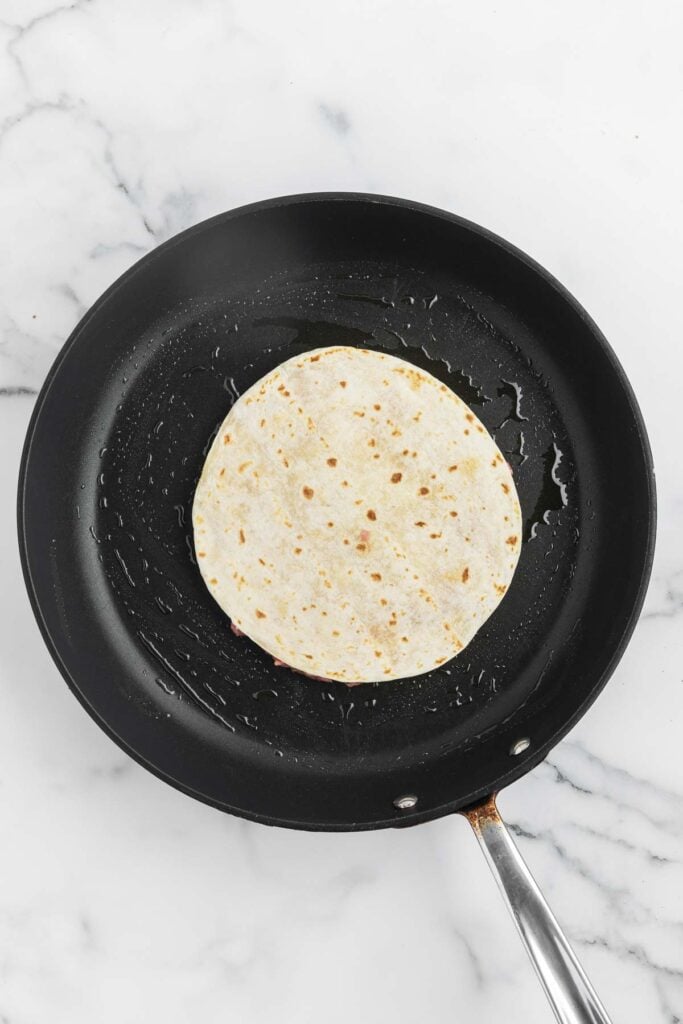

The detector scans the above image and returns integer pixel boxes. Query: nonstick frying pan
[18,194,655,1022]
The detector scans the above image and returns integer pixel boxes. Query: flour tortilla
[193,346,522,684]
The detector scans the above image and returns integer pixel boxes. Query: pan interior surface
[19,195,654,829]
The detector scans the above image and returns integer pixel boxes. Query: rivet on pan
[510,737,531,756]
[393,794,418,810]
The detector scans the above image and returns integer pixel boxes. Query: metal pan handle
[463,795,613,1024]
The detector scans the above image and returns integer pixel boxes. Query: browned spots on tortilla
[302,486,314,499]
[495,583,507,595]
[443,622,451,631]
[255,609,266,619]
[339,380,347,388]
[401,636,409,643]
[449,510,458,517]
[506,535,518,546]
[368,438,376,447]
[501,482,510,494]
[239,529,245,544]
[462,567,470,582]
[391,428,402,437]
[374,650,382,658]
[356,543,367,552]
[429,532,442,539]
[219,468,225,476]
[327,521,334,528]
[367,509,376,521]
[260,418,266,428]
[342,480,349,487]
[391,472,403,483]
[327,457,337,466]
[477,425,484,433]
[464,429,470,435]
[435,657,447,665]
[354,498,363,506]
[197,551,206,558]
[258,558,266,565]
[304,654,313,660]
[415,521,426,527]
[310,354,320,362]
[332,630,340,636]
[223,434,231,444]
[371,572,382,581]
[209,577,218,585]
[238,461,252,473]
[419,486,429,495]
[466,413,474,422]
[282,458,289,468]
[449,464,458,472]
[343,539,350,545]
[294,547,302,555]
[402,448,410,455]
[374,404,381,410]
[373,453,380,459]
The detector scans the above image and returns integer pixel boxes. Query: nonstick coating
[18,194,655,830]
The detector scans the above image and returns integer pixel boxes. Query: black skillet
[18,194,655,1022]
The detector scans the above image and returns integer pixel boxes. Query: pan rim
[17,192,657,830]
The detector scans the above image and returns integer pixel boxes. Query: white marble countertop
[2,2,682,1021]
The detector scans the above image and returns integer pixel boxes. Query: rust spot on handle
[461,793,500,832]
